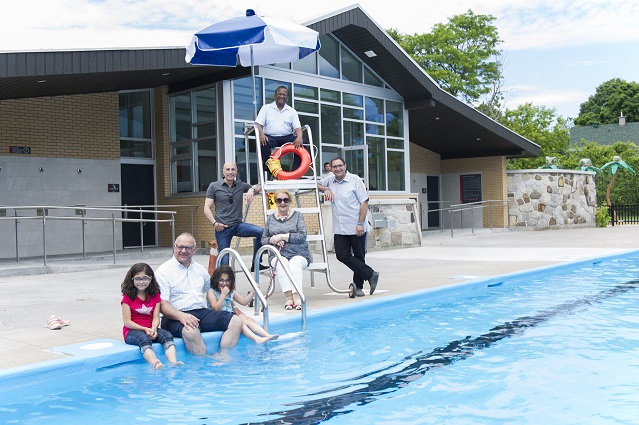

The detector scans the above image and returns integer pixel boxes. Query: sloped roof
[570,122,639,145]
[0,5,539,160]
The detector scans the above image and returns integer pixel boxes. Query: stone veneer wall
[367,199,422,250]
[507,170,597,229]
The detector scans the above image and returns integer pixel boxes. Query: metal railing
[0,204,196,266]
[216,247,272,332]
[426,199,509,237]
[609,204,639,226]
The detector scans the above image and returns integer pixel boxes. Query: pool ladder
[218,247,307,333]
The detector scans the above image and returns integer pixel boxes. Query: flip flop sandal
[46,315,62,330]
[284,301,294,310]
[294,304,302,311]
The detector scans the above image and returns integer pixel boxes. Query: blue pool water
[2,252,639,424]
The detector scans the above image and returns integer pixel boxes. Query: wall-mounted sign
[9,146,31,154]
[460,174,482,203]
[108,183,120,193]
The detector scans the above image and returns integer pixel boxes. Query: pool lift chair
[250,123,353,295]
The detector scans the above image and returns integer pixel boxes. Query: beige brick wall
[409,143,441,174]
[441,156,508,227]
[0,93,119,159]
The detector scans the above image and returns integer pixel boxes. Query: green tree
[567,141,639,206]
[503,103,570,170]
[388,10,502,104]
[574,78,639,125]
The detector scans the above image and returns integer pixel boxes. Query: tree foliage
[388,10,502,104]
[503,103,570,170]
[566,142,639,206]
[574,78,639,125]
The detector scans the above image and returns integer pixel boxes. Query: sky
[1,0,638,120]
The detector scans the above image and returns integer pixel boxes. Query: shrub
[595,205,610,227]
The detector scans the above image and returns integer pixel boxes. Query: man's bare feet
[153,360,164,369]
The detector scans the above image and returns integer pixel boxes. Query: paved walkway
[1,226,637,370]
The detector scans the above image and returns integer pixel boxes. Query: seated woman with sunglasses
[261,189,312,310]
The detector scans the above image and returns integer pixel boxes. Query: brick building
[0,5,539,259]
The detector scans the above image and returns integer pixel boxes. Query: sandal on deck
[44,315,70,330]
[285,301,294,310]
[46,315,62,330]
[294,304,302,311]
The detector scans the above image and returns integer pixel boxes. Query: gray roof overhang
[0,6,539,160]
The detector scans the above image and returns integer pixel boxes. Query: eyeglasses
[218,278,232,283]
[275,198,290,204]
[175,245,196,251]
[133,276,152,283]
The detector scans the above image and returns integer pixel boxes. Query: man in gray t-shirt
[204,162,264,268]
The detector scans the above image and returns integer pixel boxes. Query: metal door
[121,164,156,247]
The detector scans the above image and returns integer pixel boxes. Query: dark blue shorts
[161,308,234,338]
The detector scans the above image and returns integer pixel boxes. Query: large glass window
[233,77,262,120]
[292,53,317,74]
[387,151,405,191]
[321,105,341,145]
[227,34,408,192]
[318,34,339,78]
[119,90,152,158]
[341,46,362,83]
[168,86,217,193]
[344,121,364,146]
[367,136,386,191]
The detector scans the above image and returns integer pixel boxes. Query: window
[168,87,217,193]
[318,35,339,78]
[119,90,152,158]
[341,46,362,83]
[227,33,408,192]
[386,101,404,137]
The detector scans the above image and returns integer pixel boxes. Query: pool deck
[1,226,638,370]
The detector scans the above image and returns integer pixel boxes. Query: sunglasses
[275,198,290,204]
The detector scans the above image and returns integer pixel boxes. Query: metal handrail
[0,205,188,266]
[216,247,271,332]
[445,199,510,237]
[424,199,509,237]
[254,244,307,332]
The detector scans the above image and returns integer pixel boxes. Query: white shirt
[155,256,210,312]
[321,171,369,234]
[255,101,301,136]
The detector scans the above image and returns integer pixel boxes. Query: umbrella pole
[251,45,257,120]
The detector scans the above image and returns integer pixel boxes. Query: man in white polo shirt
[156,232,242,356]
[255,85,304,174]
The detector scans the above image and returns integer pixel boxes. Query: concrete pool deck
[1,226,638,370]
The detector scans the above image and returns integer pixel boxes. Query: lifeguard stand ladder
[245,123,348,295]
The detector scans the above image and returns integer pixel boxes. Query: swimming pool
[2,251,639,424]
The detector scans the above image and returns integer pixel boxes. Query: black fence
[609,204,639,226]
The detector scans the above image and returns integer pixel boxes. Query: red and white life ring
[267,143,311,180]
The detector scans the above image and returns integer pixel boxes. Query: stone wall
[367,199,422,250]
[507,170,597,229]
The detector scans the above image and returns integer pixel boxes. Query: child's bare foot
[153,360,164,369]
[256,334,279,344]
[171,361,185,367]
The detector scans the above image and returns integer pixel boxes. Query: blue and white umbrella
[186,9,321,117]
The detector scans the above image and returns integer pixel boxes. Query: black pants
[334,233,373,289]
[260,134,302,170]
